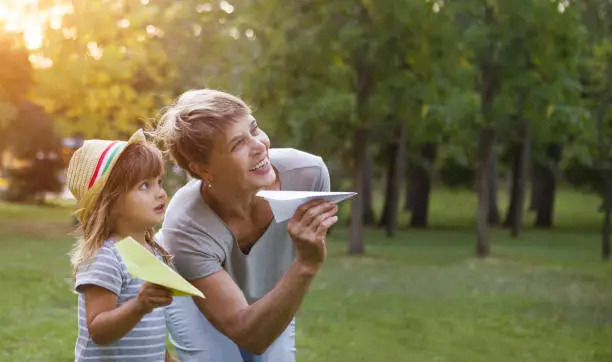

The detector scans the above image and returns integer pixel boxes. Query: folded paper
[115,237,205,298]
[256,190,357,222]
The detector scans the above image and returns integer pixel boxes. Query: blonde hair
[152,89,251,178]
[69,142,172,276]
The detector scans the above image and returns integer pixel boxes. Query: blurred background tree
[1,0,612,258]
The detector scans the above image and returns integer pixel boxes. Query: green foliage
[243,0,468,176]
[564,156,603,194]
[0,32,32,104]
[5,157,64,202]
[553,0,612,194]
[3,102,63,202]
[3,0,608,203]
[0,32,32,140]
[438,160,475,189]
[34,0,175,138]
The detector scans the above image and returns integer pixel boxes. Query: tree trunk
[349,126,367,255]
[597,102,611,261]
[476,127,494,258]
[533,165,555,228]
[410,142,437,228]
[362,151,376,225]
[602,171,612,261]
[478,1,499,236]
[528,172,540,212]
[348,43,371,255]
[387,121,406,236]
[504,143,522,226]
[403,173,415,212]
[379,120,406,236]
[534,143,561,228]
[511,121,530,236]
[378,144,396,227]
[504,121,531,237]
[487,157,500,225]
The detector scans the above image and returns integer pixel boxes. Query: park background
[1,0,612,361]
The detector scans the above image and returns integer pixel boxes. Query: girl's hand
[135,282,173,314]
[165,349,179,361]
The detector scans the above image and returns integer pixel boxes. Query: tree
[578,0,612,260]
[239,0,373,254]
[376,0,459,234]
[500,0,583,236]
[4,101,63,203]
[149,0,256,95]
[449,0,584,255]
[0,31,33,152]
[34,0,174,139]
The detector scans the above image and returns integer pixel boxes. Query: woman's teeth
[250,158,268,171]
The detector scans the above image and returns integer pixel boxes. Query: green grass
[1,189,611,362]
[302,229,612,362]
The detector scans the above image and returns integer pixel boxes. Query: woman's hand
[287,199,338,272]
[135,282,173,314]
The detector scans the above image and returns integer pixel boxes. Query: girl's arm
[83,283,172,345]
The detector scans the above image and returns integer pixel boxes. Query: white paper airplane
[256,190,357,222]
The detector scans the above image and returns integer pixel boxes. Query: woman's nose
[250,136,267,152]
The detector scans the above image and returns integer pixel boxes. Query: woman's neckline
[197,164,284,257]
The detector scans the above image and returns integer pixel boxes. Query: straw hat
[67,129,146,225]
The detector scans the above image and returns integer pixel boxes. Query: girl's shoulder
[79,240,119,265]
[74,239,126,295]
[95,239,122,260]
[100,238,117,249]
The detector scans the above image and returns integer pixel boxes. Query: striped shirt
[74,240,167,361]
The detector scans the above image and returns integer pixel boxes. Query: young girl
[66,129,177,362]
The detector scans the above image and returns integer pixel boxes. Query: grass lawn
[1,188,611,361]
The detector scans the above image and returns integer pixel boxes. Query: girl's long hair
[69,141,172,276]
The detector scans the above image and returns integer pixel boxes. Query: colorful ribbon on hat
[88,141,128,189]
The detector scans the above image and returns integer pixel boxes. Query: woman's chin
[247,173,276,191]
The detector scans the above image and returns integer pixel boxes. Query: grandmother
[154,89,338,362]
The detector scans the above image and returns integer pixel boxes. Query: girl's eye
[250,124,260,134]
[139,182,148,190]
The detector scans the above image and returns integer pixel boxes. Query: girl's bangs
[112,143,165,191]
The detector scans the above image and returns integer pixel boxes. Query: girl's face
[112,175,168,231]
[202,115,276,193]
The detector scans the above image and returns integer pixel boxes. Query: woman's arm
[191,258,317,354]
[191,200,338,354]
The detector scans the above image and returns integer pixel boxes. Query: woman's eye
[232,139,245,151]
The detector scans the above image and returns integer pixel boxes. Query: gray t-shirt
[74,240,167,361]
[161,148,330,303]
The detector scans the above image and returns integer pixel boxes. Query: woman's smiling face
[202,115,276,193]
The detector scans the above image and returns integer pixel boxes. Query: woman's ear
[189,162,210,181]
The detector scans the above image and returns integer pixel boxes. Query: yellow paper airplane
[115,237,205,299]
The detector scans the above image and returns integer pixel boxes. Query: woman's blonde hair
[153,89,251,178]
[69,141,171,276]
